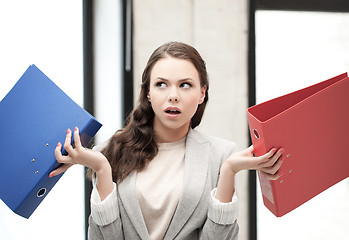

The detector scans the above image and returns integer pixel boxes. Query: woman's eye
[180,82,192,89]
[156,82,167,88]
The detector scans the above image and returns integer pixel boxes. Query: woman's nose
[168,88,180,103]
[169,95,179,102]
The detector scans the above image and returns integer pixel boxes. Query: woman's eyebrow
[154,77,169,82]
[154,77,193,82]
[178,78,194,82]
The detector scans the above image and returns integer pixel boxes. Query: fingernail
[49,173,54,178]
[67,128,71,134]
[75,126,78,132]
[280,148,285,153]
[57,142,61,147]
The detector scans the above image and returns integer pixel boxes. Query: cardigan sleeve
[90,143,120,226]
[88,179,124,240]
[199,188,239,240]
[90,180,119,226]
[208,188,238,225]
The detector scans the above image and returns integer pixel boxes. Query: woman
[50,42,283,239]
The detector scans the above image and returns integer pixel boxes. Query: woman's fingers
[254,148,276,165]
[258,148,284,180]
[226,146,285,176]
[54,142,63,160]
[259,170,280,181]
[52,142,73,177]
[258,148,284,168]
[51,127,81,177]
[49,163,74,177]
[64,128,74,155]
[73,127,82,149]
[55,142,73,164]
[260,156,283,175]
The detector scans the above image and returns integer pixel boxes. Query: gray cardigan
[88,129,239,240]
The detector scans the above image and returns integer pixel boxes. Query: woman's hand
[49,127,110,178]
[216,146,283,202]
[50,127,114,200]
[225,145,284,180]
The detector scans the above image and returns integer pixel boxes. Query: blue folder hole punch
[37,188,46,198]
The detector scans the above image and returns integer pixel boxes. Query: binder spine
[79,118,102,147]
[14,172,64,218]
[247,111,280,216]
[247,112,268,156]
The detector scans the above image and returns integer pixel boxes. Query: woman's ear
[147,93,151,102]
[199,85,207,104]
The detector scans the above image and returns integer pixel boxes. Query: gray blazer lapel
[164,129,210,239]
[118,171,149,239]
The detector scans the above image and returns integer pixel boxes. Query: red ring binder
[248,73,349,217]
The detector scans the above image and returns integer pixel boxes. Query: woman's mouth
[164,107,181,117]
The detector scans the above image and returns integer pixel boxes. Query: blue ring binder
[0,65,102,218]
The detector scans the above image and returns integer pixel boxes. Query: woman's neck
[153,122,190,143]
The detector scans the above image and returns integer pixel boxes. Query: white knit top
[136,137,186,240]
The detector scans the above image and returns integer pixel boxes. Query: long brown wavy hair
[101,42,209,183]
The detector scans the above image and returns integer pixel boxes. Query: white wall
[0,1,84,239]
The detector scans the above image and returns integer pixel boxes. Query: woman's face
[148,56,206,141]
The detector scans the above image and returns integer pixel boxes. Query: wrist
[95,160,114,201]
[95,158,112,176]
[216,162,236,203]
[221,160,238,176]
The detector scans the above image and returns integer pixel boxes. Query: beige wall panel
[133,0,194,101]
